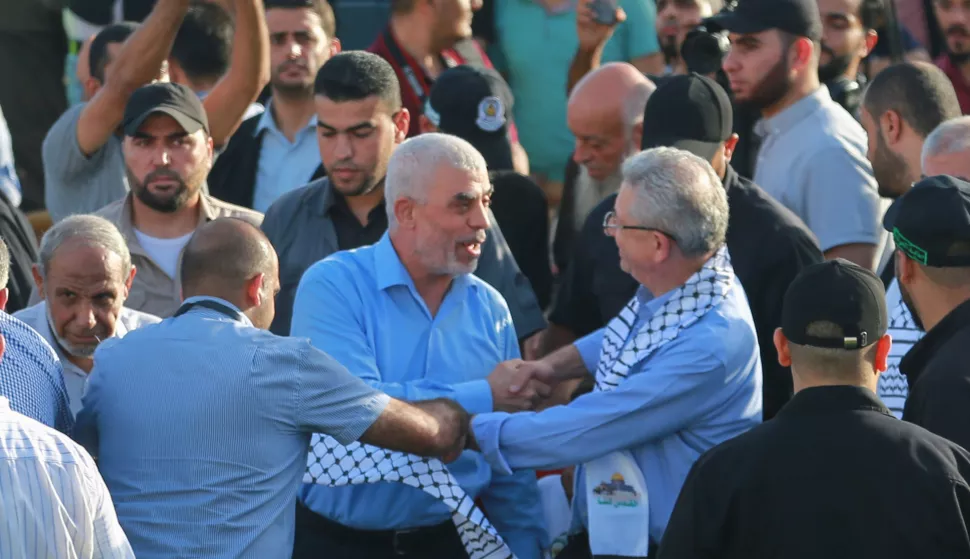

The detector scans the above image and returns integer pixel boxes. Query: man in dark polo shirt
[542,74,823,419]
[889,175,970,451]
[658,259,970,558]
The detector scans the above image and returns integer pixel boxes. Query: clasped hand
[487,359,557,413]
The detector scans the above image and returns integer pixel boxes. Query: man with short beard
[656,0,722,76]
[816,0,880,116]
[209,0,341,211]
[716,0,885,270]
[932,0,970,113]
[888,175,970,452]
[261,52,546,345]
[15,215,160,416]
[96,83,262,318]
[858,61,962,417]
[554,63,655,274]
[289,133,547,559]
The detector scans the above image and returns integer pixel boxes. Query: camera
[680,1,737,77]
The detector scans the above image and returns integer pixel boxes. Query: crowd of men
[2,0,970,557]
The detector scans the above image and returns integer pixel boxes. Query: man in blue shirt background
[470,148,763,559]
[291,133,547,559]
[75,217,472,559]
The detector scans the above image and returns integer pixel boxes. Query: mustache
[277,60,309,74]
[458,232,487,245]
[946,25,970,38]
[144,168,184,185]
[819,42,836,58]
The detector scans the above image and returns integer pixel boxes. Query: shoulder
[582,193,617,235]
[0,312,61,380]
[0,409,94,467]
[205,194,264,225]
[463,274,516,335]
[44,103,84,145]
[93,197,127,222]
[119,306,162,330]
[301,246,377,294]
[491,171,547,207]
[12,302,45,329]
[729,177,821,255]
[264,178,329,224]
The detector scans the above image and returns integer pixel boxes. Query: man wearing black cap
[713,0,885,271]
[420,65,553,309]
[95,82,262,318]
[886,175,970,451]
[658,259,970,559]
[541,73,822,419]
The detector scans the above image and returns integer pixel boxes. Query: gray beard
[573,166,623,228]
[46,305,98,358]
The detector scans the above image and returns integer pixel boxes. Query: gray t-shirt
[42,103,128,223]
[753,87,885,253]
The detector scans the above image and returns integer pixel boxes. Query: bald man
[76,217,471,558]
[922,117,970,179]
[553,62,656,274]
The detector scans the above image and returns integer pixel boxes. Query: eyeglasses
[602,210,678,242]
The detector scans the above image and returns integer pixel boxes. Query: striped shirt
[0,397,134,558]
[74,296,390,558]
[0,311,73,434]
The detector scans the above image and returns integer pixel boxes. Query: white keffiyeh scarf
[583,247,734,557]
[304,430,515,558]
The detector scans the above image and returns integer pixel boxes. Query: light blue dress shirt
[75,296,389,559]
[252,103,321,213]
[292,233,548,559]
[472,282,763,542]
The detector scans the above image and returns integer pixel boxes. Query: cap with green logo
[882,175,970,268]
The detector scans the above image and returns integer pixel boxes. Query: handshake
[486,359,558,413]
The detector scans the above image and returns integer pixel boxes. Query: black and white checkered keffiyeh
[594,247,735,391]
[304,433,515,558]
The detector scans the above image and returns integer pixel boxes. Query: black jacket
[658,386,970,559]
[901,298,970,451]
[0,189,39,313]
[549,166,823,419]
[207,112,326,210]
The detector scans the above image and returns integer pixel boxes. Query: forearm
[567,47,602,95]
[359,398,467,459]
[541,343,589,383]
[206,0,270,145]
[105,0,190,95]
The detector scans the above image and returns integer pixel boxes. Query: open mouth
[458,240,482,258]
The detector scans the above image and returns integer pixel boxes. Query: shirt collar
[776,385,892,418]
[180,295,254,326]
[755,87,830,139]
[373,232,472,294]
[899,297,970,384]
[254,99,317,137]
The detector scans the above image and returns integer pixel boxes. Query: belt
[296,501,460,555]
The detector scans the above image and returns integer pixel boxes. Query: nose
[288,38,303,59]
[573,142,592,165]
[471,0,483,11]
[76,304,97,331]
[722,49,740,74]
[468,199,490,230]
[331,133,354,161]
[151,145,172,167]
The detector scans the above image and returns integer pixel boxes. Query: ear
[166,58,184,85]
[0,288,8,312]
[84,77,102,100]
[896,250,916,286]
[124,265,137,293]
[652,232,674,263]
[790,37,815,72]
[246,272,266,308]
[632,121,644,149]
[862,29,879,58]
[419,115,438,134]
[31,263,44,295]
[723,134,740,163]
[393,196,418,229]
[330,38,342,56]
[774,327,792,367]
[873,333,892,374]
[880,109,903,145]
[394,109,411,143]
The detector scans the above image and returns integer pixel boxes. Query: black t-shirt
[329,194,387,252]
[549,166,823,419]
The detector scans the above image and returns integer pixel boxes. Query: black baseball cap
[883,175,970,268]
[425,65,514,170]
[708,0,823,42]
[782,259,887,350]
[122,82,209,137]
[641,73,732,162]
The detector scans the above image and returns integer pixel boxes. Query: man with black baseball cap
[95,82,262,318]
[420,65,553,309]
[887,175,970,451]
[658,258,970,559]
[541,73,822,419]
[712,0,885,273]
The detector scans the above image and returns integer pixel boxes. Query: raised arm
[77,0,191,157]
[201,0,270,147]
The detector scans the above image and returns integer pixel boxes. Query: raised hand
[576,0,627,55]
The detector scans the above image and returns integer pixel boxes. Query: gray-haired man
[14,215,160,415]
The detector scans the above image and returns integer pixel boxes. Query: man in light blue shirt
[75,217,472,559]
[471,148,763,559]
[291,133,547,559]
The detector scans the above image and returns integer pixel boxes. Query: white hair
[621,147,729,258]
[384,133,489,228]
[922,116,970,168]
[38,214,132,278]
[622,80,657,130]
